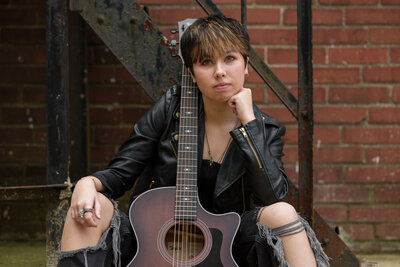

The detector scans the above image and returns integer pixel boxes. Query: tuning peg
[171,40,179,46]
[171,53,177,57]
[171,29,178,34]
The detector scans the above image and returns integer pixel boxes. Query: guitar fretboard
[174,69,199,221]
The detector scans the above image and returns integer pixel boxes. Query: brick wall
[1,0,399,253]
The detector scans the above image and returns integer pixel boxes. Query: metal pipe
[241,0,247,29]
[297,0,314,225]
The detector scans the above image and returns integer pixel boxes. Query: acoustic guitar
[127,19,240,266]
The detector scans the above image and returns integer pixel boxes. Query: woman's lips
[215,83,229,90]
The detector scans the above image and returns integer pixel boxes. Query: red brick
[315,205,347,222]
[137,0,191,4]
[314,67,360,84]
[314,166,343,183]
[284,8,343,25]
[313,28,368,45]
[1,107,45,124]
[371,28,400,44]
[391,47,400,63]
[0,165,24,178]
[346,8,400,24]
[364,67,400,83]
[260,107,297,124]
[87,66,116,83]
[115,67,138,83]
[314,107,366,124]
[314,147,362,163]
[270,67,298,84]
[95,128,132,144]
[121,107,150,124]
[341,224,374,240]
[88,47,119,65]
[89,108,120,124]
[0,128,33,143]
[329,48,387,64]
[0,28,45,45]
[22,86,45,103]
[268,86,326,104]
[315,186,369,203]
[393,86,400,103]
[255,0,296,4]
[315,127,340,144]
[268,48,325,64]
[0,86,21,103]
[251,86,265,103]
[382,0,400,4]
[375,186,400,203]
[329,86,388,103]
[214,0,253,3]
[282,147,298,164]
[0,46,46,64]
[342,127,400,144]
[89,86,144,104]
[376,224,400,240]
[158,8,206,25]
[350,206,400,222]
[366,147,400,164]
[0,66,45,84]
[33,127,46,144]
[346,166,400,183]
[282,127,297,144]
[0,7,45,25]
[222,8,280,25]
[0,146,45,163]
[25,165,45,178]
[248,29,297,45]
[90,146,118,163]
[369,108,400,124]
[320,0,378,4]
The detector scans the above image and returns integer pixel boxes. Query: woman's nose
[214,62,226,78]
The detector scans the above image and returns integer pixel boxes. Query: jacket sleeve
[230,113,289,206]
[91,89,174,199]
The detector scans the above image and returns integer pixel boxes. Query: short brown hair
[180,15,250,74]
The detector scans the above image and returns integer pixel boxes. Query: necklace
[204,119,239,166]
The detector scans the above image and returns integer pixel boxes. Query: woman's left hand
[228,87,256,125]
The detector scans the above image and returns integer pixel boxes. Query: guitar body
[127,187,240,267]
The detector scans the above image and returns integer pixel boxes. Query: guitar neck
[175,66,199,221]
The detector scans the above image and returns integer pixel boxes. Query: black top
[198,159,220,213]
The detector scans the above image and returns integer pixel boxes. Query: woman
[59,15,329,267]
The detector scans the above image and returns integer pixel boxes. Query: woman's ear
[188,68,196,83]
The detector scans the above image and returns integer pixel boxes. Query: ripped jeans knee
[256,215,330,267]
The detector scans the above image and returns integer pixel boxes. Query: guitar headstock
[176,19,197,64]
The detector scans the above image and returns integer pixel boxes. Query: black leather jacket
[93,86,289,214]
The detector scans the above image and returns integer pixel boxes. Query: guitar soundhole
[165,222,204,261]
[158,219,212,266]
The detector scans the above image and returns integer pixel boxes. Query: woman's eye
[225,55,236,62]
[201,59,212,65]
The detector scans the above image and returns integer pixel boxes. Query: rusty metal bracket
[79,0,182,101]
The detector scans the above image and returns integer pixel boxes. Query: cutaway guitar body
[127,187,240,266]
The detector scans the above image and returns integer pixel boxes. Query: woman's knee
[258,202,298,228]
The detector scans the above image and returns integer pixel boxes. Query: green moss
[0,241,45,267]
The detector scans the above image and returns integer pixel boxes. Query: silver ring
[78,210,85,218]
[78,208,93,219]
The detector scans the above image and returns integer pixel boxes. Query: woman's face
[191,50,248,103]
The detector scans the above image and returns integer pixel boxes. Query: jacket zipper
[169,140,178,158]
[239,127,262,169]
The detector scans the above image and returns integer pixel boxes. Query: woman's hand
[228,87,256,125]
[70,176,102,227]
